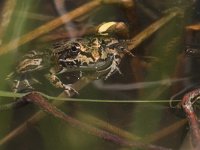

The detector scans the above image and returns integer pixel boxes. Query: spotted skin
[8,36,128,95]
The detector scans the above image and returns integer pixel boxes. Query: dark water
[0,0,200,150]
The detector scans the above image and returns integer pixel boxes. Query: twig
[181,88,200,148]
[186,24,200,31]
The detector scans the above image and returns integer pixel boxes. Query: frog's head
[52,40,81,64]
[58,42,81,61]
[52,39,109,73]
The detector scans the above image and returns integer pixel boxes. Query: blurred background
[0,0,200,149]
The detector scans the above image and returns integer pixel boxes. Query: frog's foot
[63,84,78,96]
[13,79,34,93]
[46,73,78,96]
[98,59,121,80]
[105,61,122,80]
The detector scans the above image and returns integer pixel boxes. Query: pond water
[0,0,200,150]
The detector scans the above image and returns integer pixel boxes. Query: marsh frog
[8,36,128,95]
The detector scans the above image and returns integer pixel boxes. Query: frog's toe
[72,88,79,95]
[64,89,71,96]
[12,79,35,93]
[63,84,78,96]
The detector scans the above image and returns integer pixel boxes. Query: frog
[7,36,129,96]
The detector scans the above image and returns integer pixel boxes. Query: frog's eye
[70,43,81,54]
[60,42,81,58]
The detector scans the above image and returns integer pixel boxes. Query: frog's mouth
[79,60,112,71]
[58,58,113,73]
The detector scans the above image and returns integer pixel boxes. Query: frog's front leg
[98,51,122,80]
[46,69,78,96]
[106,53,122,79]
